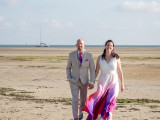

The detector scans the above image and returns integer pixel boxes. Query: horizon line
[0,44,160,46]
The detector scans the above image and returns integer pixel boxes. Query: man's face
[76,40,85,51]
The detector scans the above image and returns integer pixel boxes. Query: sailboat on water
[36,28,49,47]
[36,42,49,47]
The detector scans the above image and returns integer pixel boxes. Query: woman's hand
[121,84,125,92]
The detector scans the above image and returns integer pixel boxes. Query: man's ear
[84,43,86,47]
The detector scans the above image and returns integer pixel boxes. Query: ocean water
[0,45,160,48]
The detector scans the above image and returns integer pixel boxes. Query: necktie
[79,53,82,63]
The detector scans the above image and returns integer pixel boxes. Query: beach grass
[0,87,34,99]
[149,105,160,109]
[11,56,69,61]
[132,118,138,120]
[0,56,68,61]
[1,87,160,105]
[0,87,15,95]
[27,65,46,68]
[93,56,160,61]
[9,92,34,99]
[48,67,59,69]
[121,56,160,60]
[1,56,160,62]
[117,99,160,104]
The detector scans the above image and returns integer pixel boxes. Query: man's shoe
[79,113,83,120]
[74,118,78,120]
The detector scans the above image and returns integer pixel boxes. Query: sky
[0,0,160,45]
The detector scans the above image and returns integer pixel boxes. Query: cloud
[155,22,160,26]
[0,16,12,27]
[121,1,160,13]
[43,18,74,29]
[66,22,74,28]
[43,19,49,23]
[50,19,62,28]
[19,21,29,28]
[3,21,12,27]
[0,0,24,6]
[0,16,6,22]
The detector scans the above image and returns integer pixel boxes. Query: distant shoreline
[0,45,160,48]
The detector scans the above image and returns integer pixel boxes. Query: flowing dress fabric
[82,56,119,120]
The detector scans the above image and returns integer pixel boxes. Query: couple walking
[66,39,124,120]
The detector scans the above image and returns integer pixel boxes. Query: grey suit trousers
[69,80,88,119]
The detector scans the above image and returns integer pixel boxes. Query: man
[66,39,95,120]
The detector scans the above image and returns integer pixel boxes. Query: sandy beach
[0,47,160,120]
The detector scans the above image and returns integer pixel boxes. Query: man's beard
[78,47,82,50]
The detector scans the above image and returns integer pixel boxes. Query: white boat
[36,28,49,47]
[36,42,49,47]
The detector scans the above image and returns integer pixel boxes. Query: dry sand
[0,47,160,120]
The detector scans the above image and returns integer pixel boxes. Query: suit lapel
[82,51,87,64]
[74,50,80,66]
[75,50,87,67]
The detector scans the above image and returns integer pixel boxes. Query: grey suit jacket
[66,50,95,85]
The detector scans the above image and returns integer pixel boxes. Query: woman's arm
[117,58,125,92]
[95,56,100,79]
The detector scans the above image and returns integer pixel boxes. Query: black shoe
[79,113,83,120]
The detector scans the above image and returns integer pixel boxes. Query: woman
[82,40,125,120]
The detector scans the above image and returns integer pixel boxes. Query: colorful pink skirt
[82,73,119,120]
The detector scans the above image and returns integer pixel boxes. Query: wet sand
[0,47,160,120]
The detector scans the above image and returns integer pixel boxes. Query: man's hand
[88,83,94,89]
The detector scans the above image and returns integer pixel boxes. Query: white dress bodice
[100,56,117,75]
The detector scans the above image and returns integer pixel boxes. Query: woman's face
[105,42,114,52]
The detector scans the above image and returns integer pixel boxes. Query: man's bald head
[76,38,85,52]
[76,38,84,44]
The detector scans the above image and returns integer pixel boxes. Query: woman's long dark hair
[102,40,119,59]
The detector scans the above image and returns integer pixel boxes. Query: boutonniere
[85,59,88,61]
